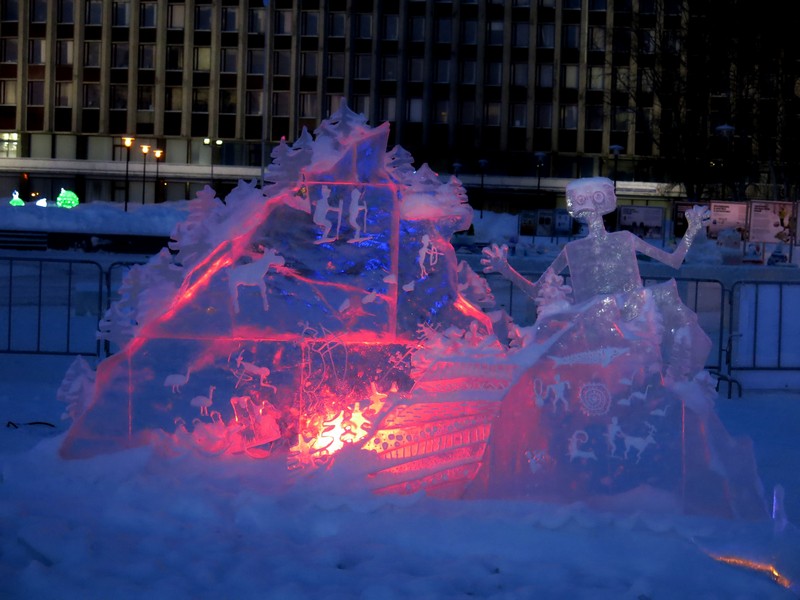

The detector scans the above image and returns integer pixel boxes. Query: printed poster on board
[674,202,709,238]
[617,205,664,241]
[708,202,748,240]
[748,200,796,245]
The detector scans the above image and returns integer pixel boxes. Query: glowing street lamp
[609,145,624,191]
[140,144,150,205]
[122,136,134,212]
[204,138,223,185]
[153,149,164,203]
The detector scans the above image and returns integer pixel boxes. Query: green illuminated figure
[57,188,80,209]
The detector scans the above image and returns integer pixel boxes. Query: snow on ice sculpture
[61,103,768,521]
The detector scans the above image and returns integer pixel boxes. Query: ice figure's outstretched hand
[481,243,511,275]
[684,205,711,237]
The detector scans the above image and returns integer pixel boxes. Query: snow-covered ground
[2,192,799,599]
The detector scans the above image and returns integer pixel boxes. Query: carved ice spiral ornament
[579,382,611,416]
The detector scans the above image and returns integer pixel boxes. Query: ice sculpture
[61,102,767,520]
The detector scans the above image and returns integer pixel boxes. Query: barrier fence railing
[1,256,797,386]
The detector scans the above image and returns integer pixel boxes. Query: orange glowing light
[708,553,792,590]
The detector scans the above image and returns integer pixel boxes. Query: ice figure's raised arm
[634,205,710,269]
[481,243,567,301]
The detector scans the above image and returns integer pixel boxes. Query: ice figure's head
[565,177,616,221]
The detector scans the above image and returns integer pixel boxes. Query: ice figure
[62,102,770,524]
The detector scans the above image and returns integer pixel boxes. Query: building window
[589,0,607,8]
[589,27,605,52]
[562,64,579,89]
[513,63,528,86]
[537,24,555,48]
[56,40,73,65]
[613,107,629,131]
[1,0,19,21]
[513,23,530,47]
[563,24,580,49]
[564,0,581,8]
[436,18,452,43]
[55,82,72,107]
[301,52,317,77]
[139,45,155,70]
[511,104,527,127]
[0,80,17,104]
[462,61,476,84]
[84,41,100,67]
[485,103,501,126]
[535,104,552,128]
[382,56,398,80]
[196,6,212,30]
[30,0,47,22]
[221,48,238,73]
[380,97,396,121]
[409,58,424,82]
[328,53,344,78]
[383,14,399,40]
[435,101,448,124]
[112,43,129,68]
[192,88,209,112]
[356,14,372,38]
[222,7,238,32]
[140,2,156,27]
[588,66,605,90]
[613,28,632,53]
[301,12,318,36]
[560,105,578,129]
[85,0,101,24]
[410,16,425,41]
[245,90,262,115]
[435,59,450,83]
[248,49,265,74]
[355,54,371,79]
[1,39,17,63]
[639,68,654,93]
[166,46,183,70]
[168,4,185,29]
[165,87,182,111]
[194,47,211,71]
[273,50,291,76]
[352,95,369,119]
[537,64,554,88]
[28,81,45,106]
[486,62,502,86]
[461,100,476,124]
[137,86,154,110]
[300,93,318,117]
[640,30,656,55]
[248,8,265,33]
[110,85,127,109]
[28,39,45,64]
[83,83,100,108]
[112,1,129,27]
[462,20,478,44]
[219,89,236,114]
[407,98,423,122]
[329,13,345,37]
[274,10,292,35]
[614,67,630,92]
[273,91,290,116]
[487,21,504,45]
[586,105,604,130]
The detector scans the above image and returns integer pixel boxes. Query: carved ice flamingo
[313,185,343,244]
[228,248,285,313]
[347,187,369,243]
[567,430,597,462]
[191,385,216,416]
[618,384,652,406]
[619,422,657,463]
[164,366,191,393]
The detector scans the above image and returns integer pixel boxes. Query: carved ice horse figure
[228,248,285,313]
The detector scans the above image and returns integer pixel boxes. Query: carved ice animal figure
[190,385,216,416]
[619,422,657,463]
[228,248,285,313]
[649,404,669,417]
[546,374,570,412]
[313,185,343,244]
[618,384,652,406]
[605,416,622,457]
[347,187,369,243]
[164,366,191,393]
[235,353,277,392]
[567,430,597,462]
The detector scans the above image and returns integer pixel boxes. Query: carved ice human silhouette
[61,102,770,523]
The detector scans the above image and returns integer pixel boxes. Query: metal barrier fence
[1,256,797,385]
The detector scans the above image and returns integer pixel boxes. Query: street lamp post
[153,149,164,203]
[609,145,624,191]
[534,151,548,201]
[140,144,150,205]
[122,136,134,212]
[478,159,488,218]
[715,124,735,199]
[204,138,223,186]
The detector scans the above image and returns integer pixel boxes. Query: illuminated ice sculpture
[60,102,767,519]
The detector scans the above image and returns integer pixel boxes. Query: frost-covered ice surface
[0,355,798,599]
